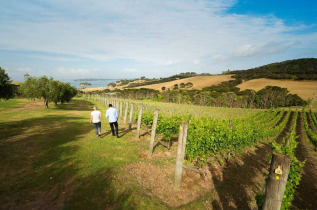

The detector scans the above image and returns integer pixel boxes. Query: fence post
[119,101,123,118]
[174,121,188,189]
[136,104,143,139]
[148,109,159,157]
[263,152,291,210]
[124,102,129,124]
[129,104,134,130]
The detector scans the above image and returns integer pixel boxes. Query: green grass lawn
[0,98,213,209]
[0,98,162,209]
[0,98,32,111]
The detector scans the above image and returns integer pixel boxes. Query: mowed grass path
[0,98,179,209]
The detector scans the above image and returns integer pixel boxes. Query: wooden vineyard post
[129,104,134,130]
[124,102,129,124]
[174,121,189,190]
[148,109,159,157]
[263,153,291,210]
[119,101,123,118]
[136,104,143,139]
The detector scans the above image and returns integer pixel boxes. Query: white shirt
[91,110,101,123]
[106,107,118,123]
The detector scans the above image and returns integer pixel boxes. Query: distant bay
[60,79,118,89]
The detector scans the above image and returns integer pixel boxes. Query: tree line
[0,67,77,108]
[160,86,307,108]
[20,74,77,108]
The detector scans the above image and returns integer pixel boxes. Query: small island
[80,82,92,86]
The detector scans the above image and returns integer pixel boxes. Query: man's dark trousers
[109,121,118,136]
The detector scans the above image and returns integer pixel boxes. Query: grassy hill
[134,75,234,91]
[230,58,317,80]
[237,78,317,100]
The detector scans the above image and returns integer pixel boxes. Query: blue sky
[0,0,316,81]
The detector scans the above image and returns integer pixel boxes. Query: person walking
[91,106,102,137]
[106,104,119,138]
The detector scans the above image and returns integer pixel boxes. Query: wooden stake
[124,102,129,124]
[119,101,123,118]
[263,153,291,210]
[174,121,188,189]
[129,104,134,130]
[148,109,159,157]
[136,104,143,139]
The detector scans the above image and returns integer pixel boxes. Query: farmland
[1,96,316,209]
[237,78,317,100]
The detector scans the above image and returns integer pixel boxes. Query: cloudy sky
[1,0,316,81]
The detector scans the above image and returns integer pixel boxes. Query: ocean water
[60,79,118,89]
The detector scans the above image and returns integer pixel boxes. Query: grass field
[134,75,234,91]
[0,98,32,111]
[0,98,217,209]
[237,78,317,100]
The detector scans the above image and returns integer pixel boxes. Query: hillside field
[134,75,234,91]
[237,78,317,100]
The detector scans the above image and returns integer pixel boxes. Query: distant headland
[74,79,119,81]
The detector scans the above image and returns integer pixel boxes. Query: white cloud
[165,60,181,66]
[28,55,79,62]
[57,67,90,76]
[123,68,137,73]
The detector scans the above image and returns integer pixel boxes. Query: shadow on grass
[54,99,95,111]
[0,100,134,209]
[64,168,134,210]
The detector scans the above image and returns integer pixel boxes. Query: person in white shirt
[106,104,119,138]
[90,106,102,137]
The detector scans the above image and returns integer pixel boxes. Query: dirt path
[292,112,317,210]
[209,111,294,209]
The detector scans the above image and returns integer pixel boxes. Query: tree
[185,82,193,88]
[180,83,185,88]
[0,67,15,100]
[173,84,179,90]
[161,86,166,91]
[19,75,77,108]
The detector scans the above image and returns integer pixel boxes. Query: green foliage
[141,106,289,165]
[310,109,317,128]
[302,108,317,146]
[19,75,77,108]
[0,67,15,100]
[141,112,190,140]
[186,109,291,163]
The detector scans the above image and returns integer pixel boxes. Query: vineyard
[83,93,317,209]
